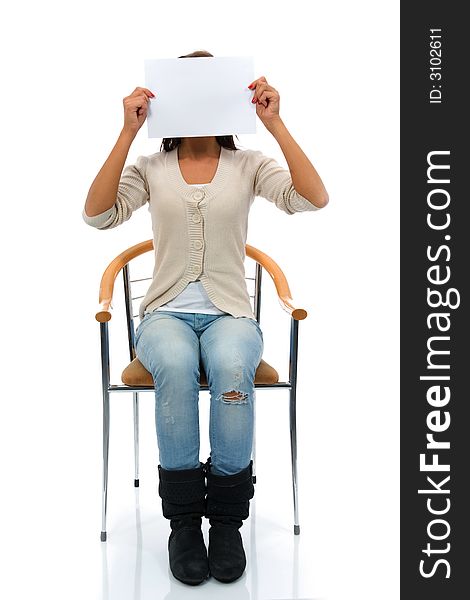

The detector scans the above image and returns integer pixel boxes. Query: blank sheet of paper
[144,56,256,138]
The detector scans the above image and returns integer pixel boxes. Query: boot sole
[209,570,245,584]
[171,571,210,586]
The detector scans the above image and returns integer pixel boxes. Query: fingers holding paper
[123,87,156,136]
[248,76,281,126]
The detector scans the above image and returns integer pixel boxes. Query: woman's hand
[248,76,281,128]
[122,87,155,136]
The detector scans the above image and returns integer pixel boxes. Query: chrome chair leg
[100,322,111,542]
[289,317,300,535]
[101,390,110,542]
[133,392,140,487]
[289,386,300,535]
[252,389,257,484]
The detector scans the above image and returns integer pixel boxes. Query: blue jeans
[135,310,264,476]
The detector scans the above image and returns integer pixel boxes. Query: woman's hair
[160,50,239,153]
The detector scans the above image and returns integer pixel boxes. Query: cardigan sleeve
[82,155,150,229]
[252,150,320,215]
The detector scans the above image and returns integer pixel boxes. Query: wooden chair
[95,240,308,541]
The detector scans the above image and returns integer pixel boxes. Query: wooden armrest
[246,244,308,320]
[95,240,153,322]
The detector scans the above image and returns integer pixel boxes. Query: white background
[1,1,399,599]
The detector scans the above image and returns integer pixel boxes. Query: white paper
[144,56,256,138]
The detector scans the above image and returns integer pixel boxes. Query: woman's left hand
[248,76,281,127]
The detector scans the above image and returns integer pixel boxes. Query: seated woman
[82,49,328,587]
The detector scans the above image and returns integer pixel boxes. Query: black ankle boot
[158,464,209,585]
[204,459,255,583]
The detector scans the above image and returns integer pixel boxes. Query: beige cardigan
[82,145,320,320]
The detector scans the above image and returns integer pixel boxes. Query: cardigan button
[192,214,201,223]
[192,190,205,201]
[194,240,203,250]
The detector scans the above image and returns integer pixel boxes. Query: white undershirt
[155,183,227,315]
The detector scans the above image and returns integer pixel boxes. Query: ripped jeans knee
[218,389,249,404]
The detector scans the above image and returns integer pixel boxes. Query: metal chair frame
[96,241,305,542]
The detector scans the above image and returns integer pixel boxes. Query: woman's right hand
[122,87,155,136]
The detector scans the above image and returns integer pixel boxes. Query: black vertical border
[401,3,469,598]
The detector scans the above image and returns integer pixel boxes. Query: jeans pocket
[135,312,152,346]
[249,317,264,339]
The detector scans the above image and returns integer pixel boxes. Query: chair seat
[121,357,279,387]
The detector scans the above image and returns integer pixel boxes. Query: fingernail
[248,84,253,89]
[252,97,257,103]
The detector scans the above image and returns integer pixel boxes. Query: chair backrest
[120,247,263,363]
